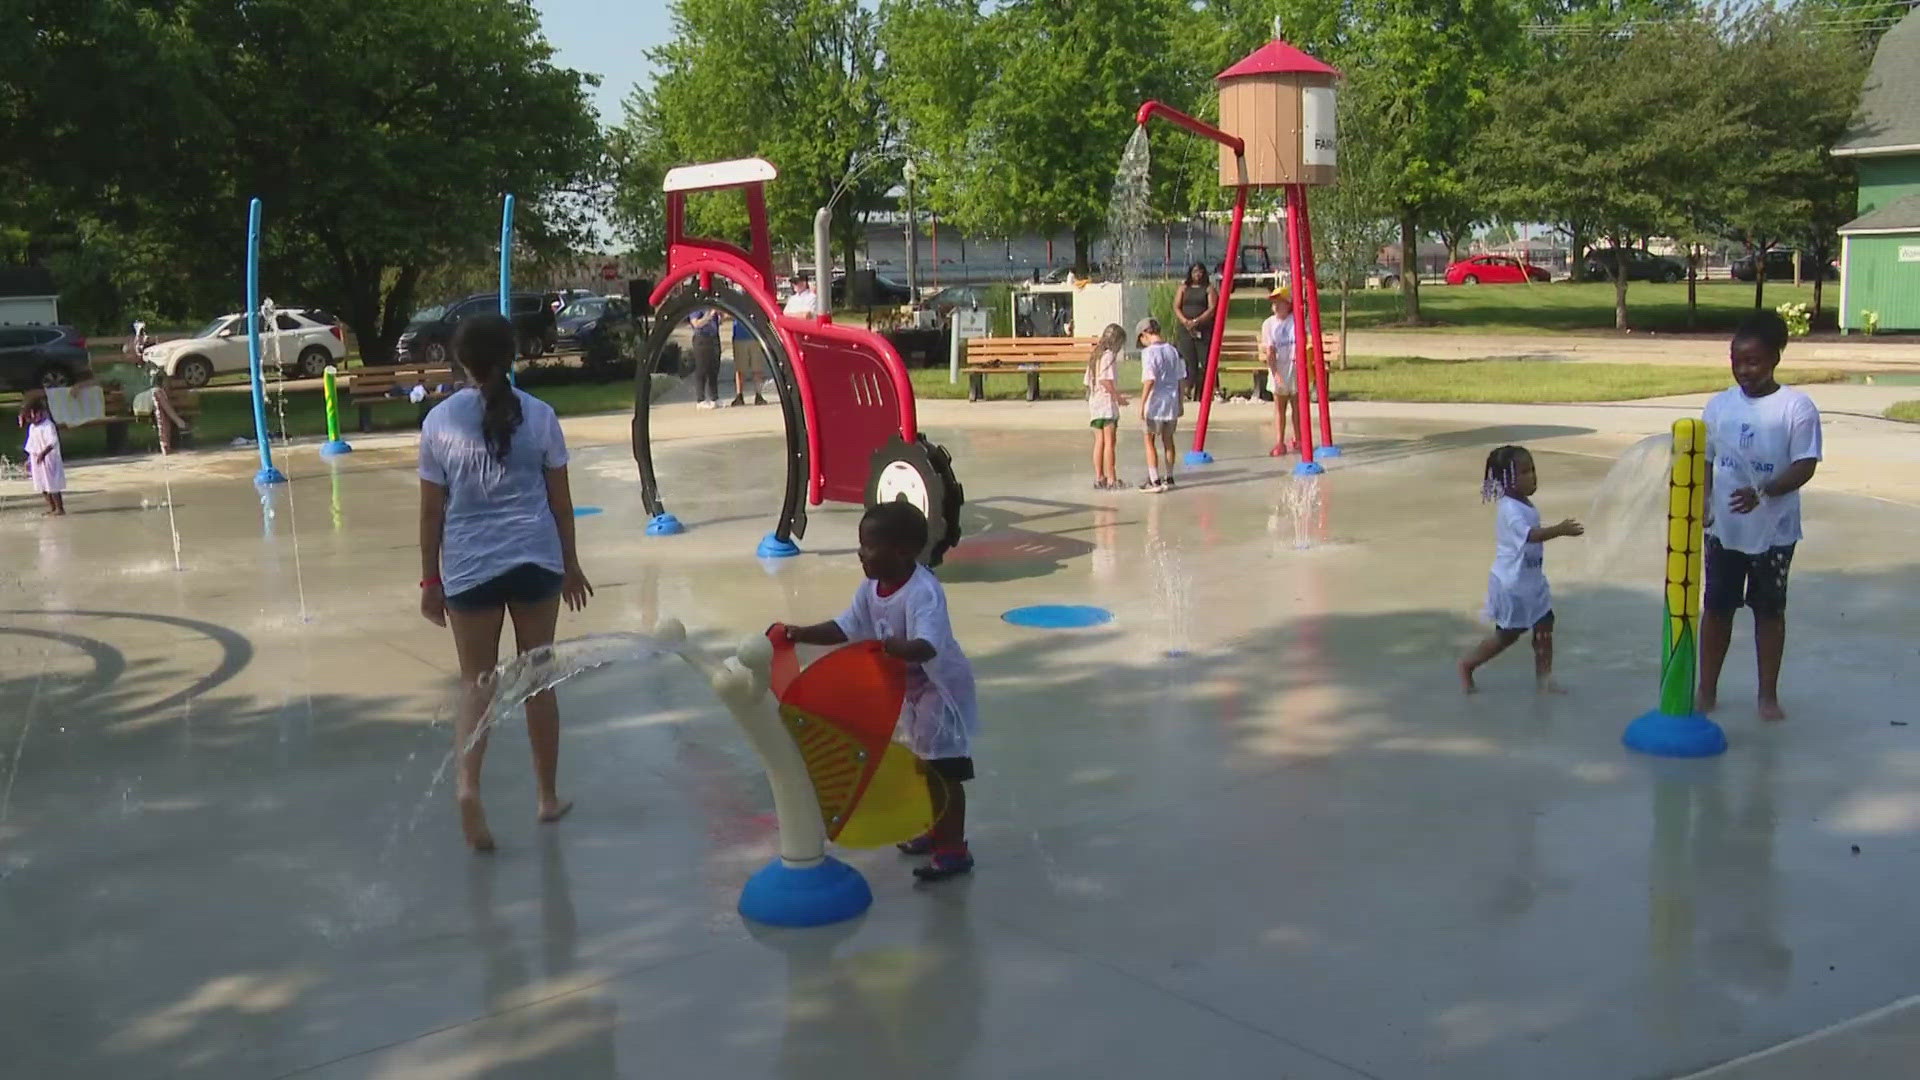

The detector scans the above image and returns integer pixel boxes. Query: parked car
[923,285,991,320]
[143,309,345,388]
[1584,247,1688,283]
[554,295,634,370]
[1444,255,1551,285]
[0,324,94,390]
[396,292,559,366]
[1730,249,1839,282]
[828,273,915,307]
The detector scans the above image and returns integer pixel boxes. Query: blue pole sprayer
[500,193,517,386]
[247,198,287,485]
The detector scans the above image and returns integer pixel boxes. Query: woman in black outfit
[1173,262,1222,402]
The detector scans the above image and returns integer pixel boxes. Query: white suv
[144,309,347,387]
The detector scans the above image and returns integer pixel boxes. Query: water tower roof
[1216,39,1339,81]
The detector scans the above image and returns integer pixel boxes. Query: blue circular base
[1002,604,1113,629]
[254,467,288,485]
[319,440,353,458]
[1183,449,1215,466]
[573,506,603,518]
[1292,460,1325,477]
[738,856,872,927]
[757,533,801,559]
[1314,444,1343,460]
[1623,710,1728,758]
[646,513,685,537]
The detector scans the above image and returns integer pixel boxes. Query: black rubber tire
[177,356,213,388]
[864,434,965,567]
[1462,274,1480,286]
[1663,270,1681,284]
[296,346,330,379]
[634,282,808,543]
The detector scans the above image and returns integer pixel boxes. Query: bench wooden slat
[348,366,460,432]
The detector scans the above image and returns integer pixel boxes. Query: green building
[1835,8,1920,333]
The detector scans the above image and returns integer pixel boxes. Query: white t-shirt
[1261,313,1297,389]
[782,287,818,318]
[835,565,978,759]
[1085,349,1120,420]
[1484,496,1551,629]
[1140,341,1186,422]
[1703,385,1822,554]
[419,388,570,596]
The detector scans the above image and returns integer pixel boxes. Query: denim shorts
[444,563,564,612]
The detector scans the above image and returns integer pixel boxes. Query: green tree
[1271,0,1526,323]
[612,0,891,279]
[1309,72,1395,367]
[1479,15,1747,329]
[1719,7,1867,315]
[884,0,1193,270]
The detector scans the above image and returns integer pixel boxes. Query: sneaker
[730,394,746,407]
[896,834,935,856]
[1137,479,1161,493]
[1160,476,1176,491]
[912,848,974,881]
[753,394,768,406]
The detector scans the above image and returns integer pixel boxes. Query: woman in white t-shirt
[1459,445,1584,693]
[419,313,594,851]
[1084,323,1127,490]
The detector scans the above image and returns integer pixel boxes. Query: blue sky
[533,0,674,125]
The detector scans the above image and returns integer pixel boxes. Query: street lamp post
[902,159,920,304]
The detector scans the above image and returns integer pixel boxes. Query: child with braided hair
[1459,445,1583,694]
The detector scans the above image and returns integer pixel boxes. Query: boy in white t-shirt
[1136,318,1187,492]
[1699,310,1822,721]
[775,501,980,881]
[1260,287,1299,456]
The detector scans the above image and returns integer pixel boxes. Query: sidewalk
[1340,329,1920,369]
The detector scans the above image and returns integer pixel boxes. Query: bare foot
[457,792,496,852]
[538,798,574,823]
[1759,698,1787,722]
[1697,689,1717,714]
[1458,661,1478,694]
[1537,679,1569,695]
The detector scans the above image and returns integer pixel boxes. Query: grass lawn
[1887,401,1920,423]
[908,355,1843,405]
[1221,280,1830,335]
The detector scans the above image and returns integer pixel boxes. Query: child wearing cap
[1136,317,1186,492]
[1261,287,1298,457]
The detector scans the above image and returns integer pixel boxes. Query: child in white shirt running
[1459,445,1583,693]
[775,501,980,881]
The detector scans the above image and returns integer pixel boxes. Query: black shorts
[1498,610,1555,635]
[1704,537,1795,616]
[922,756,975,782]
[444,563,564,613]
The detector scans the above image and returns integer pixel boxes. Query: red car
[1444,255,1551,285]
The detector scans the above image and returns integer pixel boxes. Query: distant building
[0,266,59,325]
[1835,8,1920,333]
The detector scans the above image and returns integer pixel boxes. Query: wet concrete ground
[1,392,1917,1079]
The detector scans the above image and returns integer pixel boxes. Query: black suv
[0,324,94,390]
[396,292,559,365]
[1584,247,1689,283]
[1730,249,1839,282]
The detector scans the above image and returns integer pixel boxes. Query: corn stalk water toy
[1622,418,1727,757]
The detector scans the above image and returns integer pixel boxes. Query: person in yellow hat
[1260,286,1298,457]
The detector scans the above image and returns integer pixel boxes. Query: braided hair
[451,313,522,463]
[1482,445,1531,503]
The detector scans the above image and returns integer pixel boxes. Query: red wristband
[420,577,441,589]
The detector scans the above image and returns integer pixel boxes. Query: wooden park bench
[960,337,1096,402]
[1209,331,1342,400]
[348,365,460,432]
[5,380,196,455]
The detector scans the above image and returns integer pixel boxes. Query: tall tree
[1479,15,1747,329]
[1271,0,1525,323]
[611,0,891,278]
[1307,71,1395,370]
[884,0,1192,270]
[1719,7,1867,314]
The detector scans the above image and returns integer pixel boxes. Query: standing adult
[687,306,722,409]
[730,314,767,407]
[419,314,594,852]
[783,274,818,319]
[1173,263,1221,402]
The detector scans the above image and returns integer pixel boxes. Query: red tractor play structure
[631,158,965,565]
